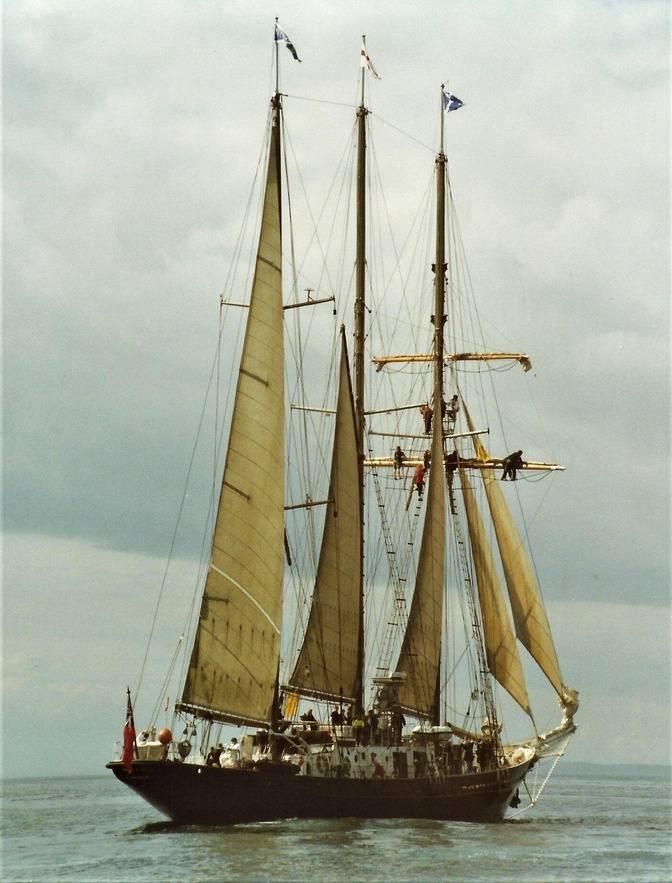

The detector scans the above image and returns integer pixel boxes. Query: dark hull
[107,759,530,824]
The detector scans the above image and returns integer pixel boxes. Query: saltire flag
[443,90,464,113]
[122,690,137,773]
[360,41,381,79]
[274,21,301,62]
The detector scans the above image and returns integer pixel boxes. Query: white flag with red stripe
[360,41,381,80]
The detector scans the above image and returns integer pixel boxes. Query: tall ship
[108,26,579,824]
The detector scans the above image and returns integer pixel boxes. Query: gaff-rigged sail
[395,410,446,718]
[287,332,363,703]
[178,103,285,726]
[459,469,531,715]
[463,406,565,698]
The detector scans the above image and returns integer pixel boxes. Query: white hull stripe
[210,564,281,634]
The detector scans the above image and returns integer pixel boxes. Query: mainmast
[352,37,368,713]
[434,86,447,405]
[431,87,448,725]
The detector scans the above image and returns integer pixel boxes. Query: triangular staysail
[460,469,531,714]
[288,333,363,703]
[395,409,446,717]
[464,406,565,698]
[178,104,285,726]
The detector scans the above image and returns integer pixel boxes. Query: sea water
[2,770,670,882]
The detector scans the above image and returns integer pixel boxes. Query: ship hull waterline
[107,758,532,825]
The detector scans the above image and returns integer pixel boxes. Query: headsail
[288,332,363,703]
[459,469,531,714]
[464,405,565,698]
[178,103,285,726]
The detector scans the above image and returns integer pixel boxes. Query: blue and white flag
[275,21,301,62]
[443,91,464,113]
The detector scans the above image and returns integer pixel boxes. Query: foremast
[285,41,370,711]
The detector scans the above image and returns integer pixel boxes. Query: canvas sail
[464,407,564,697]
[395,409,446,717]
[178,109,285,726]
[287,334,362,703]
[460,469,531,714]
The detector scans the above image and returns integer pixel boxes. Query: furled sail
[464,406,565,698]
[459,469,531,714]
[395,410,446,717]
[178,106,285,726]
[287,333,363,703]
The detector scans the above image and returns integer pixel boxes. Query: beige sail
[459,469,531,714]
[464,406,564,697]
[179,109,285,726]
[395,409,446,717]
[288,334,362,702]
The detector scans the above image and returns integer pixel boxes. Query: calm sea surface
[2,771,670,882]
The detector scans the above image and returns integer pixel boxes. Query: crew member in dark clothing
[205,746,219,766]
[393,445,406,479]
[331,707,344,727]
[423,449,431,470]
[391,708,406,745]
[501,450,524,481]
[444,449,459,489]
[420,403,433,434]
[463,741,474,773]
[367,709,379,744]
[300,709,318,731]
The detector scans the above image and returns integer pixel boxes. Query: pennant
[360,42,381,79]
[122,691,136,773]
[443,90,464,113]
[275,21,301,62]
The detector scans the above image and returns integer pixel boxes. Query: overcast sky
[3,0,670,779]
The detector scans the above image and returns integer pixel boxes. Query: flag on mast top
[360,38,381,79]
[443,89,464,112]
[275,20,301,62]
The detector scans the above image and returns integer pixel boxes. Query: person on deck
[300,709,318,731]
[391,708,406,745]
[205,746,219,766]
[463,741,475,773]
[220,738,241,768]
[420,403,433,434]
[393,445,406,479]
[413,463,426,500]
[501,450,524,481]
[352,711,365,745]
[367,709,379,745]
[331,707,344,728]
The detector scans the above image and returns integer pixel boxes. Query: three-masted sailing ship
[108,27,579,824]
